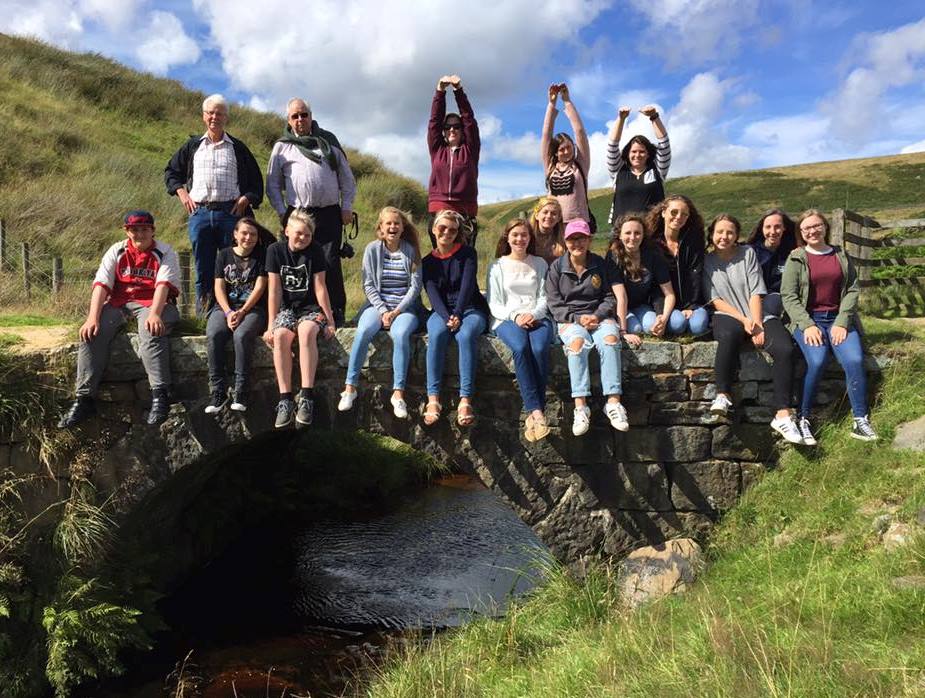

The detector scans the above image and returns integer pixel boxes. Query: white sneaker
[851,416,878,441]
[604,401,629,432]
[797,417,817,446]
[770,415,804,444]
[337,390,357,412]
[709,393,733,416]
[390,396,408,419]
[572,406,591,436]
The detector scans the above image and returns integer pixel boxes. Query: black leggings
[712,314,795,409]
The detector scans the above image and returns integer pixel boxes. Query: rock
[821,532,847,547]
[667,461,741,512]
[882,522,915,550]
[773,530,795,547]
[891,575,925,590]
[618,538,703,609]
[871,514,892,535]
[620,426,711,463]
[622,342,683,371]
[712,424,777,461]
[893,415,925,452]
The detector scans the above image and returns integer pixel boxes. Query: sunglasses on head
[289,111,310,120]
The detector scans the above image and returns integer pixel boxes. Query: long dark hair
[495,218,537,257]
[620,135,657,172]
[608,214,648,282]
[746,208,797,257]
[645,194,705,249]
[546,132,575,170]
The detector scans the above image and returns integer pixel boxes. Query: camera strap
[344,211,359,240]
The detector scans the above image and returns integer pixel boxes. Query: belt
[290,204,339,213]
[197,199,236,210]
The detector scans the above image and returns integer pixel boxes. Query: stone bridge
[4,331,880,565]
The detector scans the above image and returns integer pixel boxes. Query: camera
[339,241,355,259]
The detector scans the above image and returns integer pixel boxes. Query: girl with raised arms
[606,105,671,222]
[541,83,592,225]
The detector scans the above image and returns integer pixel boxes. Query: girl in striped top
[339,207,423,419]
[606,105,671,223]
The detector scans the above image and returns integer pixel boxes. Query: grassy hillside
[369,319,925,697]
[480,151,925,231]
[0,34,426,316]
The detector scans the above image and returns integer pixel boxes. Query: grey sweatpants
[75,301,179,397]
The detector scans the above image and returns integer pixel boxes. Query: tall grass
[367,319,925,697]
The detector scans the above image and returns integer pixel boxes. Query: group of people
[56,79,878,445]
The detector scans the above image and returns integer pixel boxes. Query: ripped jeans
[557,319,623,398]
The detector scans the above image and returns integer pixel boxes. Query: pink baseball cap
[564,219,592,239]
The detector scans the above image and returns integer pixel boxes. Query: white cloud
[488,132,542,166]
[827,18,925,144]
[664,72,752,177]
[627,0,761,68]
[901,139,925,155]
[358,132,432,184]
[191,0,609,146]
[0,0,144,46]
[134,11,200,75]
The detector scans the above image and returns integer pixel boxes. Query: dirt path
[1,325,73,352]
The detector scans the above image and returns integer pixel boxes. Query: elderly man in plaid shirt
[165,94,263,314]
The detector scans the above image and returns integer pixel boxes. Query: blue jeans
[794,310,868,418]
[626,304,660,334]
[666,307,710,336]
[189,205,239,300]
[558,320,622,398]
[346,306,419,390]
[426,309,487,398]
[494,318,553,412]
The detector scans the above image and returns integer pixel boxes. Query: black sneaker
[147,389,171,426]
[851,416,878,441]
[204,388,228,414]
[57,398,96,429]
[797,416,817,446]
[295,396,314,427]
[275,398,295,428]
[230,390,247,412]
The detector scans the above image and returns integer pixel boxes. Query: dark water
[88,475,546,697]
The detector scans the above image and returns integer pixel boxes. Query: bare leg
[298,320,321,388]
[273,328,295,393]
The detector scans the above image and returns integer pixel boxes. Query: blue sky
[2,1,924,203]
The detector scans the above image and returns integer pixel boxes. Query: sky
[2,1,924,204]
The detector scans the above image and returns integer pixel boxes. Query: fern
[42,575,151,697]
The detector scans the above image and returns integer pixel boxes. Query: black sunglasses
[443,123,462,131]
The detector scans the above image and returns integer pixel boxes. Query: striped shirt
[379,249,410,310]
[188,133,240,203]
[606,135,671,222]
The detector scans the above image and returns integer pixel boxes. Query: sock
[280,392,293,401]
[300,387,314,399]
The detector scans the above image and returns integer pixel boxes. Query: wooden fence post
[0,219,6,271]
[830,208,845,247]
[178,251,191,314]
[52,257,64,294]
[21,242,30,300]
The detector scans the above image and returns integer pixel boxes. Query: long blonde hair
[377,206,421,263]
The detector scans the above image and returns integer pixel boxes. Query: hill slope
[0,34,426,313]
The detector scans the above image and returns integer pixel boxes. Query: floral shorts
[272,308,328,333]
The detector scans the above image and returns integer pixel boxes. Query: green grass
[0,314,62,327]
[367,318,925,698]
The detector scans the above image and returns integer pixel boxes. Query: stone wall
[2,332,884,563]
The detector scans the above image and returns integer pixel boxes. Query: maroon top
[806,250,843,312]
[427,89,480,216]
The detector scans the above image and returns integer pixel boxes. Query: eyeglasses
[800,223,825,232]
[443,123,462,131]
[289,112,310,120]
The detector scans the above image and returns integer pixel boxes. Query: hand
[145,312,164,337]
[177,188,198,215]
[830,325,848,346]
[751,327,765,348]
[231,196,250,217]
[324,324,336,340]
[651,315,667,337]
[437,75,451,91]
[578,314,598,330]
[515,313,535,328]
[639,105,659,119]
[79,318,100,343]
[681,308,694,319]
[227,310,243,330]
[447,315,461,332]
[548,83,560,104]
[742,317,757,335]
[558,83,570,102]
[803,325,824,347]
[263,329,275,347]
[618,106,631,120]
[381,309,396,329]
[447,74,461,89]
[624,332,642,348]
[341,209,353,226]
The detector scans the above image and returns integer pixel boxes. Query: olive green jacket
[781,245,859,332]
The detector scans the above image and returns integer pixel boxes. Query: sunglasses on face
[436,224,459,234]
[289,112,310,120]
[443,123,462,131]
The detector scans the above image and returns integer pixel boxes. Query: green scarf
[277,124,338,169]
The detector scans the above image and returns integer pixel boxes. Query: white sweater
[485,255,549,330]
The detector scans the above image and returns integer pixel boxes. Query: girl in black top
[606,105,671,222]
[205,217,268,413]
